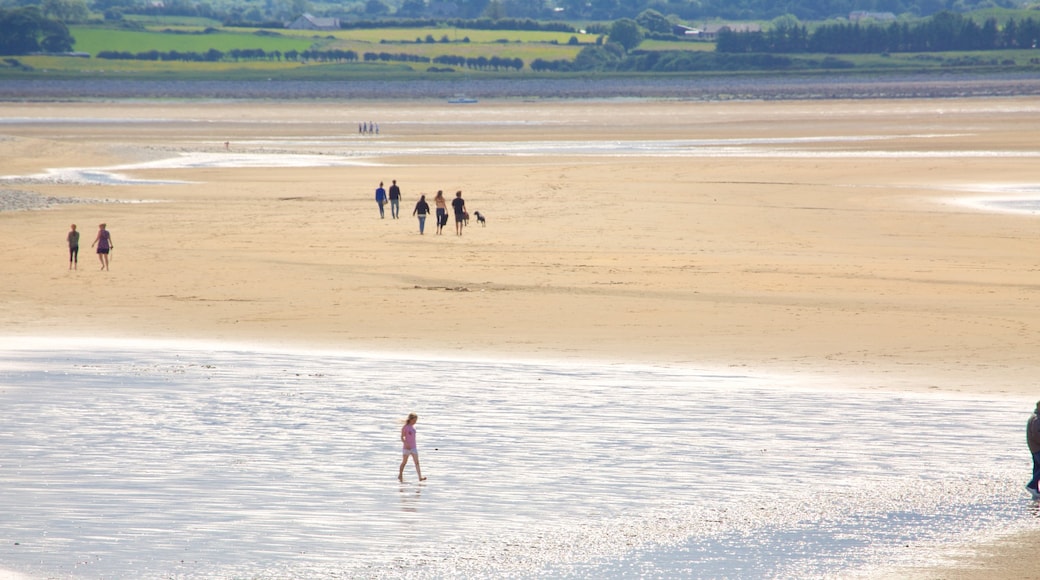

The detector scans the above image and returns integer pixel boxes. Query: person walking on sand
[1026,401,1040,498]
[67,224,79,270]
[91,222,112,271]
[375,182,387,219]
[451,190,467,236]
[413,194,430,235]
[399,413,427,482]
[434,190,447,235]
[388,179,402,219]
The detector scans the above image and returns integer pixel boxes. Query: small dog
[462,211,469,226]
[474,211,486,226]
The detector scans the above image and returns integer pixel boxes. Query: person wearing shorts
[91,223,113,271]
[398,412,427,482]
[451,190,467,236]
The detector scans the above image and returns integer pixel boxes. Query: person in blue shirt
[375,182,387,218]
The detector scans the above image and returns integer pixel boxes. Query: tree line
[89,0,1016,27]
[717,11,1040,54]
[94,46,525,71]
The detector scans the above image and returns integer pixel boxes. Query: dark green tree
[636,8,671,34]
[396,0,426,17]
[608,17,643,51]
[365,0,390,15]
[572,41,626,69]
[0,7,73,55]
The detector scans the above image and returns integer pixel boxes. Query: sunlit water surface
[0,338,1036,579]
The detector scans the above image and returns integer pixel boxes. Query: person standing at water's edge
[399,413,427,482]
[388,179,402,219]
[67,224,79,270]
[413,194,430,235]
[91,223,112,271]
[452,190,467,236]
[1026,401,1040,498]
[375,182,387,219]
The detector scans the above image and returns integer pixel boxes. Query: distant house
[694,23,761,41]
[849,11,896,22]
[673,24,697,36]
[286,13,340,31]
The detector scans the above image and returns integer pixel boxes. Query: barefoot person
[398,413,427,482]
[413,194,430,235]
[66,224,79,270]
[374,182,387,219]
[388,179,402,219]
[434,190,447,235]
[452,190,467,236]
[1027,401,1040,498]
[91,223,113,271]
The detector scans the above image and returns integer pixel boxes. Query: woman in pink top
[398,412,426,482]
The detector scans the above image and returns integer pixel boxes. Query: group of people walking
[67,222,113,270]
[375,181,470,236]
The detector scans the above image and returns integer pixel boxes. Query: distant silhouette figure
[67,224,79,270]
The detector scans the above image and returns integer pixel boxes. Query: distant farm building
[684,23,762,41]
[286,13,341,31]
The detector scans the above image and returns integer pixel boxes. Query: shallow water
[0,338,1035,579]
[5,133,1040,189]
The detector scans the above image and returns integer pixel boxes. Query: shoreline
[3,72,1040,101]
[3,336,1037,421]
[1,331,1035,403]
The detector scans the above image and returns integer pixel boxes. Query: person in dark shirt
[67,224,79,270]
[388,179,402,219]
[413,194,430,235]
[1027,401,1040,498]
[451,190,467,236]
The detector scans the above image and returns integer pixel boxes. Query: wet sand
[1,97,1039,577]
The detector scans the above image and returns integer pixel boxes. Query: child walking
[398,413,427,482]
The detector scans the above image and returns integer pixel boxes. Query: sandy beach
[2,97,1040,577]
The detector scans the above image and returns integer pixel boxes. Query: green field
[71,27,315,54]
[59,23,594,72]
